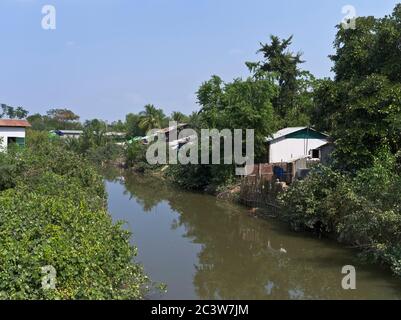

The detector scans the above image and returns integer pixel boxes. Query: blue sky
[0,0,399,121]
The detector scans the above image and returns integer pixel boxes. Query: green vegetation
[247,35,316,127]
[27,108,82,131]
[138,104,167,132]
[0,136,148,299]
[166,73,279,191]
[279,4,401,279]
[2,2,401,284]
[311,5,401,171]
[0,104,28,119]
[65,119,124,165]
[279,149,401,277]
[166,35,315,191]
[170,111,189,124]
[164,3,401,280]
[14,105,189,168]
[125,113,146,138]
[125,141,156,173]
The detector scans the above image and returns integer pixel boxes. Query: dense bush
[63,119,124,165]
[0,140,149,299]
[85,143,124,165]
[278,165,348,233]
[125,141,157,173]
[279,150,401,278]
[166,162,236,192]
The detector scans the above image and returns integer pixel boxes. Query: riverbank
[123,160,401,284]
[0,138,149,299]
[219,161,401,283]
[104,168,401,299]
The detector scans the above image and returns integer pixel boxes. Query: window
[7,137,25,148]
[7,137,17,145]
[16,137,25,147]
[311,149,320,159]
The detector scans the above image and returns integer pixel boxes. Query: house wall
[0,127,26,150]
[269,137,328,163]
[319,144,335,166]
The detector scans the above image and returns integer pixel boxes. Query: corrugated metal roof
[158,123,188,134]
[266,127,307,142]
[55,130,83,134]
[266,127,328,142]
[0,119,31,127]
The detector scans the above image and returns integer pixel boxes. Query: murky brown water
[104,168,401,300]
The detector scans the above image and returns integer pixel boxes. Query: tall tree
[126,113,145,138]
[170,111,189,123]
[168,73,279,190]
[312,4,401,171]
[139,104,166,132]
[0,104,29,119]
[247,35,313,126]
[14,107,29,119]
[109,120,126,132]
[47,108,80,123]
[197,74,278,161]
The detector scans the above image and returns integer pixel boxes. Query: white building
[0,119,31,151]
[51,130,83,139]
[266,127,329,163]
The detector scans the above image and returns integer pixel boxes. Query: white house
[51,130,83,139]
[0,119,31,150]
[266,127,329,163]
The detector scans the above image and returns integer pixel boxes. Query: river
[104,168,401,300]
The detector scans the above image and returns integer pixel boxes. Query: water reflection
[104,168,401,300]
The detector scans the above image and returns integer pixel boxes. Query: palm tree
[170,111,189,124]
[139,104,165,132]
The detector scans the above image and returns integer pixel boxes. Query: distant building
[314,142,335,166]
[105,132,126,138]
[0,119,31,150]
[51,130,83,138]
[266,127,329,163]
[130,123,189,145]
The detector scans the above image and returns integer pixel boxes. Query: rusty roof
[0,119,31,127]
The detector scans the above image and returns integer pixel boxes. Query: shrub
[125,142,156,173]
[85,144,124,165]
[166,163,236,192]
[278,165,348,233]
[0,141,149,299]
[279,150,401,278]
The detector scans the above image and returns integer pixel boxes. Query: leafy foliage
[197,75,278,161]
[126,113,146,138]
[279,149,401,278]
[170,111,189,123]
[125,141,155,173]
[0,104,29,119]
[139,105,166,132]
[312,5,401,171]
[247,35,315,127]
[27,109,82,131]
[0,140,149,299]
[167,73,278,191]
[65,119,123,164]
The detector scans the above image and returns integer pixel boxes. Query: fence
[239,157,310,213]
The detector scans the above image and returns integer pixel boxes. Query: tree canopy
[46,108,80,123]
[247,35,315,127]
[138,104,166,132]
[0,104,29,119]
[312,4,401,171]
